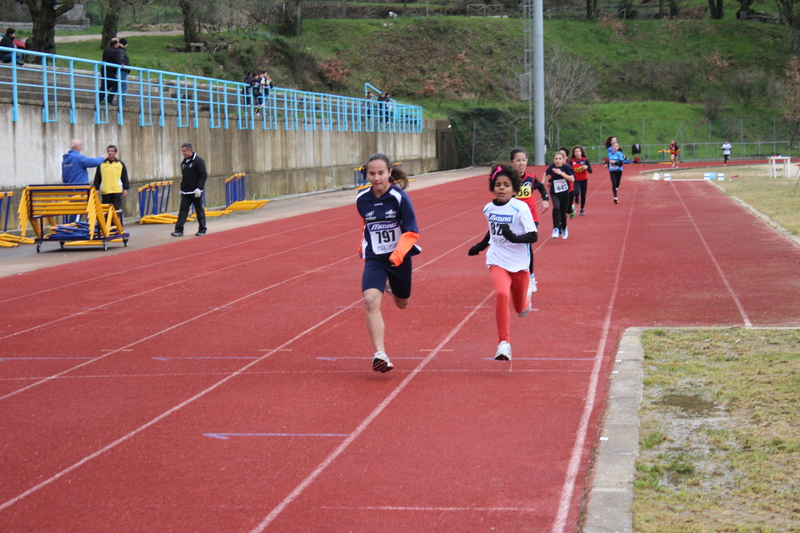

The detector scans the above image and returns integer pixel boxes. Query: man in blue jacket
[62,139,109,185]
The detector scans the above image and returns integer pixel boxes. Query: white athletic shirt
[482,198,536,273]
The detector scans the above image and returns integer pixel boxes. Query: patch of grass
[634,328,800,533]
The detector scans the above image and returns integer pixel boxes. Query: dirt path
[54,30,182,44]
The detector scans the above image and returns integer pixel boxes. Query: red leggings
[489,265,530,343]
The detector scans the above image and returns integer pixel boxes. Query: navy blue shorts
[362,256,413,299]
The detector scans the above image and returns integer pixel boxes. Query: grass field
[635,328,800,533]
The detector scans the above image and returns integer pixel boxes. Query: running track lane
[1,172,799,532]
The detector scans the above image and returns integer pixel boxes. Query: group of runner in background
[355,139,636,370]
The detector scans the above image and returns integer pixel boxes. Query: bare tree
[544,44,597,145]
[280,0,303,37]
[178,0,198,45]
[775,0,800,52]
[19,0,75,54]
[100,0,123,50]
[586,0,598,19]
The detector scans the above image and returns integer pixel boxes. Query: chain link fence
[468,117,799,165]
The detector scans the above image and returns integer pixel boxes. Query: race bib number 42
[367,221,399,254]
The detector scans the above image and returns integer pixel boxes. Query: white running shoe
[551,228,560,239]
[518,299,532,318]
[372,350,394,373]
[562,228,569,240]
[529,275,537,294]
[495,341,512,361]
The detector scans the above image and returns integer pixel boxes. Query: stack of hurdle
[0,191,34,248]
[354,166,368,189]
[138,181,178,224]
[18,185,129,252]
[224,173,269,211]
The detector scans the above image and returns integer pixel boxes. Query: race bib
[553,179,569,194]
[517,184,532,199]
[367,221,399,255]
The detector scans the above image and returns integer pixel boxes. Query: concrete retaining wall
[0,101,439,229]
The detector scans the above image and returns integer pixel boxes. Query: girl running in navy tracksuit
[356,153,421,373]
[468,163,538,361]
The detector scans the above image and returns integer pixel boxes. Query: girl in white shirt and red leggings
[468,163,538,361]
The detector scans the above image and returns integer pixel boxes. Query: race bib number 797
[367,221,399,255]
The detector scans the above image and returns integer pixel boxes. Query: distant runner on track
[356,153,421,373]
[510,147,549,294]
[468,163,537,361]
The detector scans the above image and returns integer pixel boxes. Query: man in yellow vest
[93,145,130,211]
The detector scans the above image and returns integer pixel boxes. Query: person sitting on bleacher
[1,28,24,66]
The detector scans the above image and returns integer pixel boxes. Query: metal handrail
[0,46,423,133]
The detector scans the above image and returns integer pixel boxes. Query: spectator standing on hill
[251,73,262,115]
[260,72,274,107]
[118,38,131,106]
[243,70,255,107]
[171,143,208,237]
[62,139,108,185]
[721,141,732,165]
[365,91,375,120]
[377,92,390,123]
[101,38,123,105]
[1,28,24,66]
[93,145,129,211]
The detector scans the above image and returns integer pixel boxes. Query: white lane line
[0,303,353,513]
[319,505,536,513]
[550,180,640,533]
[671,182,752,327]
[0,229,490,511]
[0,255,351,401]
[249,291,495,533]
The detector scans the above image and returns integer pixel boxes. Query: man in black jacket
[101,38,122,105]
[172,143,208,237]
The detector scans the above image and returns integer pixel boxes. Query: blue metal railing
[0,46,423,133]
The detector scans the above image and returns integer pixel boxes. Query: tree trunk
[280,0,303,37]
[178,0,198,45]
[22,0,76,55]
[708,0,724,19]
[100,0,123,50]
[586,0,597,19]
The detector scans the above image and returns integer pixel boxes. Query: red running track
[1,166,798,532]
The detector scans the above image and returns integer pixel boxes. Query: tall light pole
[521,0,545,165]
